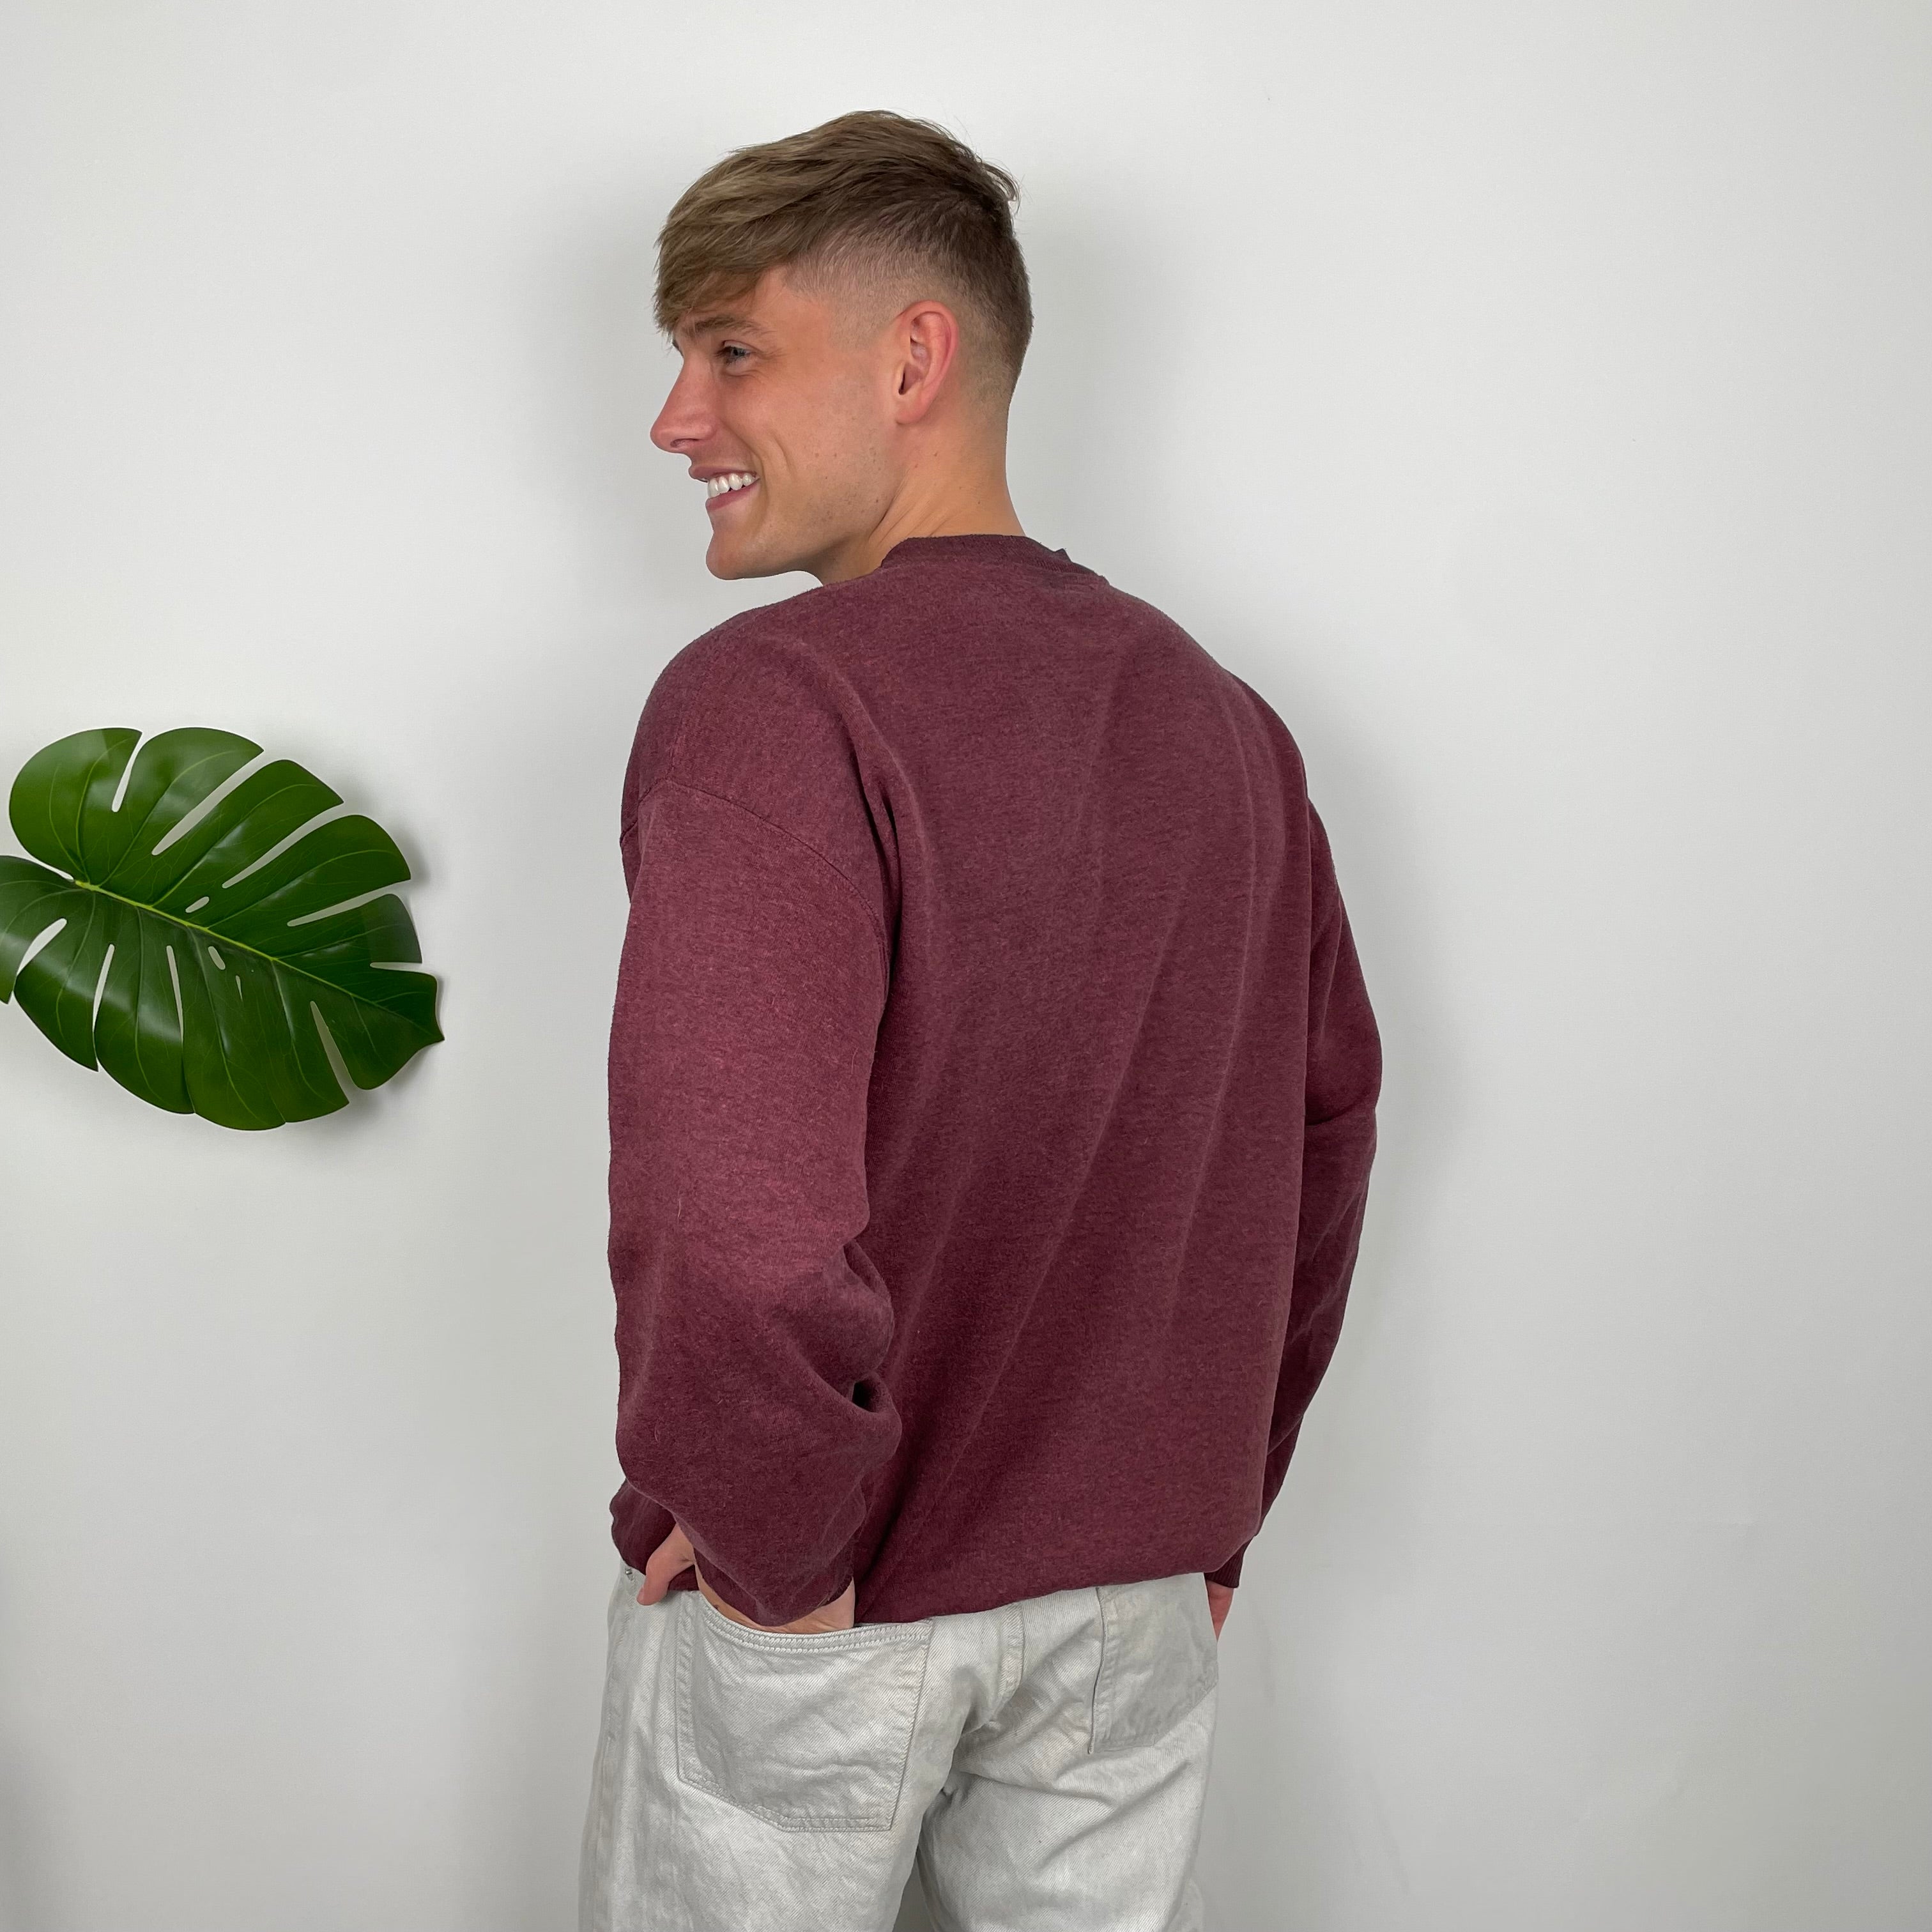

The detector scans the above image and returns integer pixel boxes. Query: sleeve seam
[622,636,747,837]
[638,775,890,1006]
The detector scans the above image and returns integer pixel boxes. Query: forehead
[671,261,870,348]
[671,265,795,344]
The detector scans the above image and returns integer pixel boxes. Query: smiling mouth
[705,471,759,509]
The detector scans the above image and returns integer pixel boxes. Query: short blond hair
[656,110,1033,408]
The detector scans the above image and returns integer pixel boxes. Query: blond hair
[656,110,1033,408]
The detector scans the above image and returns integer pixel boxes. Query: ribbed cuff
[1206,1542,1248,1590]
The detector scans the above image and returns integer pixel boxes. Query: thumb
[635,1523,696,1606]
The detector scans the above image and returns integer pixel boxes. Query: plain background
[2,3,1928,1928]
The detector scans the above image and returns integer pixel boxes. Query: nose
[650,358,714,457]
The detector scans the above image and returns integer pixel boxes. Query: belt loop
[996,1600,1025,1706]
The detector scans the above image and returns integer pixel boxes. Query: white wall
[1,4,1926,1928]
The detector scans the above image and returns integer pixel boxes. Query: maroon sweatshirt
[606,532,1380,1628]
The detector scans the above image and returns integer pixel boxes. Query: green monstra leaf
[0,726,441,1130]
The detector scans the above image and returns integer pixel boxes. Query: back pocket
[673,1590,934,1831]
[1087,1572,1220,1754]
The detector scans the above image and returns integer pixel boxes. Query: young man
[579,111,1381,1932]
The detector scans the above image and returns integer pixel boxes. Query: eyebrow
[680,311,768,341]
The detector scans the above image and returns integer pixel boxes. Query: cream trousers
[578,1560,1220,1931]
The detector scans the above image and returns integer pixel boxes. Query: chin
[706,533,803,583]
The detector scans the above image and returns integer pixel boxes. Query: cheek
[810,428,894,509]
[765,440,848,505]
[794,380,890,477]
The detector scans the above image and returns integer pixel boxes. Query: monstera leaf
[0,726,441,1130]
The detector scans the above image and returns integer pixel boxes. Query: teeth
[706,471,758,498]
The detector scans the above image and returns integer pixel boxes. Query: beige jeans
[578,1561,1220,1931]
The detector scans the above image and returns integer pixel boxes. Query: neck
[810,442,1025,586]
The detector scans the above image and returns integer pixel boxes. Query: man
[579,110,1381,1932]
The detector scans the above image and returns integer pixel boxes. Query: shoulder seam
[620,629,756,834]
[638,776,890,1005]
[662,632,754,786]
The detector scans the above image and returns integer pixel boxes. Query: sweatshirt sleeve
[606,772,898,1627]
[1208,804,1381,1590]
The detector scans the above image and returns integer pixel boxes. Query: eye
[719,343,751,366]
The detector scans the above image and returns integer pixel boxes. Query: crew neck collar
[873,532,1082,575]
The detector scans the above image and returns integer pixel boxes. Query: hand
[634,1521,857,1634]
[1206,1579,1233,1640]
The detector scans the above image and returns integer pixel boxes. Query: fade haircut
[655,110,1033,411]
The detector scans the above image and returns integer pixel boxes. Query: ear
[887,297,961,425]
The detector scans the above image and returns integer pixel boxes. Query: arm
[1208,803,1381,1594]
[606,776,899,1629]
